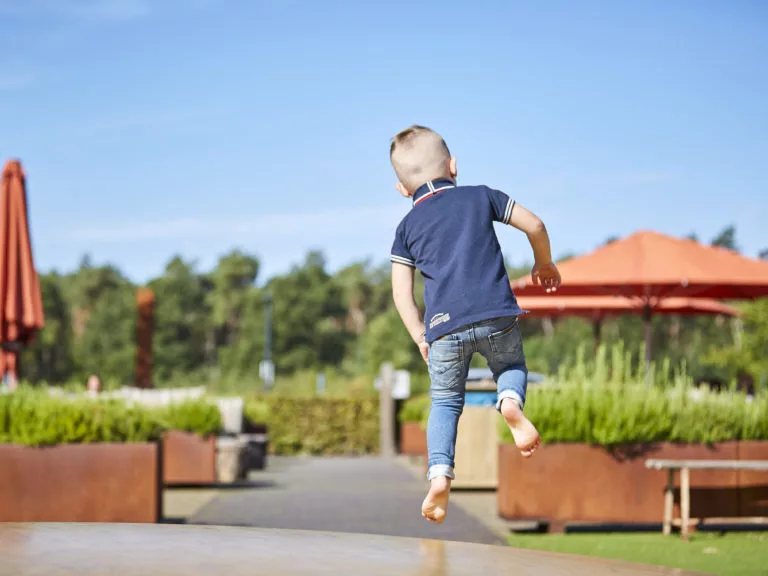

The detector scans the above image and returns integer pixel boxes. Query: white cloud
[64,204,408,244]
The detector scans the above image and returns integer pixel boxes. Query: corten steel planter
[162,431,216,485]
[400,422,427,457]
[737,441,768,518]
[0,443,161,523]
[497,441,766,526]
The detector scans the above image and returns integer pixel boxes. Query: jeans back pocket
[489,318,524,360]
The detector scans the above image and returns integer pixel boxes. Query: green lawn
[507,532,768,576]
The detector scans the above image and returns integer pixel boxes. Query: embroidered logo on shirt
[429,313,451,329]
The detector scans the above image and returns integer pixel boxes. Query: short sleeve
[485,186,515,224]
[391,224,416,268]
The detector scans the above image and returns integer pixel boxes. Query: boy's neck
[412,177,457,205]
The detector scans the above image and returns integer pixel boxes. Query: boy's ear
[449,157,458,180]
[395,182,412,198]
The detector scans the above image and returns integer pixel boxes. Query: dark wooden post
[136,288,155,388]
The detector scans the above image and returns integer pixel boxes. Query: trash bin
[216,436,245,483]
[238,432,269,474]
[452,377,500,489]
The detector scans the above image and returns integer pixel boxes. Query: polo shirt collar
[412,178,457,206]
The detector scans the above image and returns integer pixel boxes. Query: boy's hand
[392,262,430,364]
[531,261,561,293]
[418,340,429,364]
[508,203,559,293]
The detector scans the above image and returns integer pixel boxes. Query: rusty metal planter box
[737,440,768,518]
[498,441,768,526]
[399,422,427,457]
[0,442,161,523]
[161,431,216,485]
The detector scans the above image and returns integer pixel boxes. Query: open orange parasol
[510,230,768,365]
[511,230,768,300]
[517,295,739,350]
[517,295,740,318]
[0,160,45,387]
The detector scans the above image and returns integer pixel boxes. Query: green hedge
[498,383,768,446]
[0,388,222,446]
[244,395,379,455]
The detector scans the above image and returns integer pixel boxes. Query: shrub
[498,381,768,446]
[398,395,430,429]
[156,399,222,437]
[244,395,379,455]
[0,388,223,446]
[498,341,768,446]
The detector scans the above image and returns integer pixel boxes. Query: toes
[520,438,542,457]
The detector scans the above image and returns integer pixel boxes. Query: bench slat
[645,459,768,471]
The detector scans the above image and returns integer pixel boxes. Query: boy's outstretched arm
[508,203,562,293]
[392,262,429,363]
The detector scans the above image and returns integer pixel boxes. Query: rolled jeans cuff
[496,390,523,413]
[426,464,455,481]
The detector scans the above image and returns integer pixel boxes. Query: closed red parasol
[0,160,45,387]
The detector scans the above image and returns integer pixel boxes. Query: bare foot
[421,476,451,524]
[501,399,541,457]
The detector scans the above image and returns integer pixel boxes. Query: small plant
[399,395,430,429]
[156,399,222,437]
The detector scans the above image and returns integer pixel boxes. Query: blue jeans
[426,315,527,481]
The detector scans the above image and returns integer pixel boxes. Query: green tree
[266,251,349,373]
[21,272,74,383]
[77,283,136,385]
[65,255,127,341]
[221,287,266,379]
[362,307,423,374]
[703,299,768,389]
[149,257,210,382]
[710,225,738,251]
[206,250,260,349]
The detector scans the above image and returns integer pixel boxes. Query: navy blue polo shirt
[391,178,524,343]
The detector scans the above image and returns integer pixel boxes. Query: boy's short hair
[390,125,452,191]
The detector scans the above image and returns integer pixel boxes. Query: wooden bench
[645,459,768,540]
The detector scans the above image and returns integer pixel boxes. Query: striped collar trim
[412,179,456,206]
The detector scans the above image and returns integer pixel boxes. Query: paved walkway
[187,456,504,545]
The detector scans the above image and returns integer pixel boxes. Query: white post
[663,469,674,536]
[680,467,691,541]
[379,362,395,458]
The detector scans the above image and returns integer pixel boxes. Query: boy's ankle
[500,397,524,421]
[430,476,451,491]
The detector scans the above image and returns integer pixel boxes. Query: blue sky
[1,0,766,285]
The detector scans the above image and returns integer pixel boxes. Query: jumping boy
[389,125,561,524]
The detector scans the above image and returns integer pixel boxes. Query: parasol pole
[592,317,602,353]
[642,302,653,384]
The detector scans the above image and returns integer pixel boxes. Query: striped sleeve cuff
[391,254,416,268]
[503,198,515,223]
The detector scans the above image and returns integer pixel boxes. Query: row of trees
[19,226,768,389]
